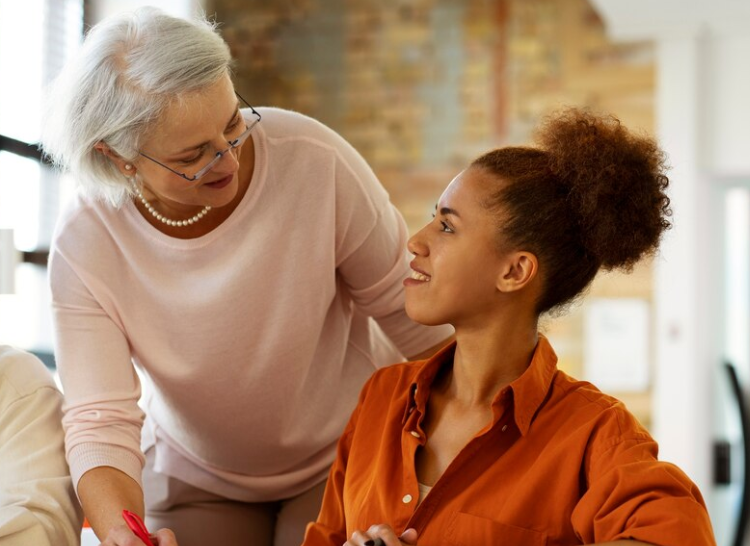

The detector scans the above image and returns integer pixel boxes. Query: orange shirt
[303,336,716,546]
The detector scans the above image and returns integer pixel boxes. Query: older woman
[41,7,452,546]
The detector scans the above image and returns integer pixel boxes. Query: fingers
[99,523,151,545]
[98,524,178,546]
[344,529,373,546]
[366,524,402,546]
[344,524,417,546]
[400,528,418,545]
[152,528,178,545]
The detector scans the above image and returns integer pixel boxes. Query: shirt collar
[404,335,559,437]
[402,342,455,425]
[504,334,558,435]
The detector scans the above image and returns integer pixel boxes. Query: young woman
[303,109,716,546]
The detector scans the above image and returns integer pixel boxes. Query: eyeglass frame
[137,92,261,182]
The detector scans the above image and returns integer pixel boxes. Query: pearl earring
[125,164,133,171]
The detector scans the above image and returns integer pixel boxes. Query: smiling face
[131,73,248,213]
[405,166,524,328]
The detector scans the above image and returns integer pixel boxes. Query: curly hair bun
[535,108,671,271]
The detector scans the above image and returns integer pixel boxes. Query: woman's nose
[212,146,240,174]
[407,226,429,256]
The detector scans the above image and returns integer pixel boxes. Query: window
[0,0,83,356]
[0,0,83,253]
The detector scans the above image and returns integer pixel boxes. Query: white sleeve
[0,353,83,545]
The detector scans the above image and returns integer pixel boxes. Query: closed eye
[177,111,243,164]
[226,113,242,133]
[178,150,206,165]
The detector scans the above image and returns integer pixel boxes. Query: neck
[446,306,539,407]
[133,189,215,237]
[135,186,210,220]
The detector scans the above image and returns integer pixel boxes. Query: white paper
[0,229,17,295]
[583,298,650,392]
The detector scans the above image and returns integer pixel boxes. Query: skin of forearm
[78,466,145,540]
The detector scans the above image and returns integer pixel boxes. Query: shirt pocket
[445,511,547,546]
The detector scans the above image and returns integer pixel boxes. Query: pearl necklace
[132,185,211,227]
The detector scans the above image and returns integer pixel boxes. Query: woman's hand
[345,524,418,546]
[98,523,179,545]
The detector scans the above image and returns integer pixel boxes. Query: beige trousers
[142,449,327,546]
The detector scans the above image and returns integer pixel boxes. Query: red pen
[122,509,156,546]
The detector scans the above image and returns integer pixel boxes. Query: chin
[204,177,239,206]
[405,301,449,327]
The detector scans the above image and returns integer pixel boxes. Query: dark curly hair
[472,108,671,315]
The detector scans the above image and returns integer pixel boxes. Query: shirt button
[402,494,413,504]
[410,431,420,438]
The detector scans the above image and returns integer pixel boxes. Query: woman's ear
[496,251,538,293]
[94,142,135,177]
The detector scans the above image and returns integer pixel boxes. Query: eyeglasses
[138,92,261,182]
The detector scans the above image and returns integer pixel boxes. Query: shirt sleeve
[571,406,716,546]
[0,355,84,546]
[49,246,146,493]
[330,130,453,357]
[302,376,371,546]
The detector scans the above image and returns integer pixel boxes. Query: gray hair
[41,6,233,207]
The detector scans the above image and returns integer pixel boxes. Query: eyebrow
[170,99,241,156]
[439,206,461,218]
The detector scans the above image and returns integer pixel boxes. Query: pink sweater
[49,107,452,502]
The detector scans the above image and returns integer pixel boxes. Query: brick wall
[208,0,657,426]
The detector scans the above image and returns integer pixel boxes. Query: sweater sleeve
[329,127,453,357]
[0,350,84,546]
[338,204,453,357]
[570,406,716,545]
[49,246,146,492]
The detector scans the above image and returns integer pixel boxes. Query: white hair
[40,6,233,207]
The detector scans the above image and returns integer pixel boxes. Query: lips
[204,173,233,189]
[410,270,431,282]
[409,261,431,281]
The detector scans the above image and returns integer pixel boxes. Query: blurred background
[1,0,749,544]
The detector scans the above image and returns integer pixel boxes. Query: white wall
[707,34,750,175]
[90,0,200,22]
[591,2,750,541]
